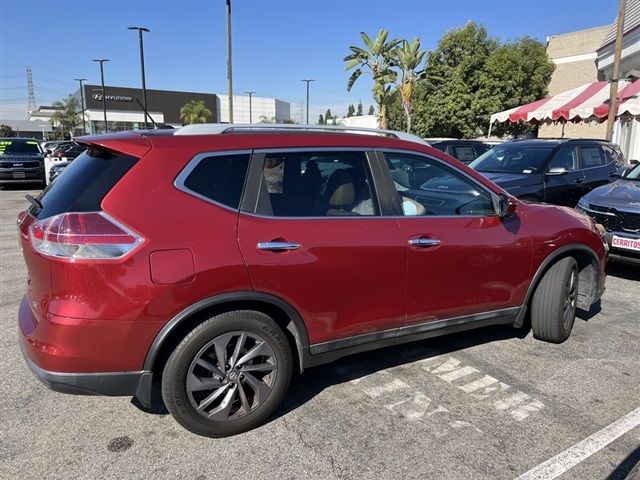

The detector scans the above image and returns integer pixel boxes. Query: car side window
[385,153,495,216]
[603,145,625,167]
[547,146,578,171]
[579,146,606,168]
[255,151,378,217]
[451,145,477,162]
[181,153,250,209]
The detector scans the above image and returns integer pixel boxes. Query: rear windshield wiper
[25,194,42,210]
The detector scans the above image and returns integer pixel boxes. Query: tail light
[29,212,143,261]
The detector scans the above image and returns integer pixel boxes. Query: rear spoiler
[75,131,152,158]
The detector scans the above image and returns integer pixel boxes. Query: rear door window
[579,146,606,169]
[548,146,578,171]
[252,151,377,217]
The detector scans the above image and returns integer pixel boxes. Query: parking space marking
[516,406,640,480]
[422,356,545,421]
[363,378,410,398]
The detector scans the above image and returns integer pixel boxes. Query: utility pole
[128,26,150,129]
[244,91,255,123]
[93,59,110,133]
[301,79,315,124]
[606,0,627,141]
[226,0,234,123]
[74,78,87,135]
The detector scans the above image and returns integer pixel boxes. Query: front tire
[162,310,292,437]
[531,257,579,343]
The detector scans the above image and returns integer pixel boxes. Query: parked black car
[429,139,490,163]
[0,138,45,187]
[577,162,640,265]
[469,139,628,206]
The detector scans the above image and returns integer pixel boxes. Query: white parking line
[516,406,640,480]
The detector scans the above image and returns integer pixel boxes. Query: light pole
[92,59,109,133]
[245,91,255,124]
[301,79,315,124]
[128,26,150,129]
[74,78,87,135]
[226,0,234,123]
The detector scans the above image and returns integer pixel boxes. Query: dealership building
[30,85,291,134]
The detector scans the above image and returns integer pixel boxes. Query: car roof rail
[174,123,430,146]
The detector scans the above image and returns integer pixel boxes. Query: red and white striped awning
[490,79,640,124]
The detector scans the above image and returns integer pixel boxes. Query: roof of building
[599,0,640,50]
[0,119,52,132]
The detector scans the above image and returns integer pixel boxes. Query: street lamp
[244,91,255,124]
[92,59,110,133]
[128,26,150,129]
[74,78,87,135]
[301,79,315,124]
[226,0,234,123]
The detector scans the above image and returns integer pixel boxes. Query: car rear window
[29,147,137,219]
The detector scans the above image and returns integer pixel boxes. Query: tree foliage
[368,105,375,115]
[344,29,401,129]
[0,124,15,137]
[347,104,355,117]
[49,96,81,139]
[318,114,325,125]
[388,22,554,138]
[356,101,363,116]
[392,37,426,133]
[180,100,213,125]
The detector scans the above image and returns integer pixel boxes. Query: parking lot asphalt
[1,187,639,480]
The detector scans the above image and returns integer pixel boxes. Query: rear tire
[162,310,292,437]
[531,257,579,343]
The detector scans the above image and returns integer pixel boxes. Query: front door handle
[408,238,441,248]
[257,241,301,251]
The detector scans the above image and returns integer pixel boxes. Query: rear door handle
[408,238,441,248]
[257,241,301,251]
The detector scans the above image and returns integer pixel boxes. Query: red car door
[237,149,406,347]
[381,151,533,328]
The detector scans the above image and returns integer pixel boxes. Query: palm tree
[393,38,426,133]
[49,96,81,139]
[344,30,400,129]
[180,100,212,124]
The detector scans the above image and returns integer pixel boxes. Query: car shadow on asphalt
[607,262,640,282]
[270,323,530,424]
[607,445,640,480]
[131,323,531,419]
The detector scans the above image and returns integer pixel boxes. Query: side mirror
[546,167,568,176]
[630,159,639,165]
[610,172,622,179]
[45,149,52,155]
[498,193,517,218]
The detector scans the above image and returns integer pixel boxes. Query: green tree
[393,37,426,133]
[479,37,554,137]
[344,29,401,129]
[318,114,325,125]
[356,101,363,116]
[49,96,81,139]
[0,124,15,137]
[368,105,375,115]
[179,100,213,125]
[325,109,333,122]
[347,104,355,117]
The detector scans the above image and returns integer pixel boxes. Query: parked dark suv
[18,125,606,437]
[577,162,640,265]
[0,138,46,187]
[469,139,628,206]
[429,139,490,163]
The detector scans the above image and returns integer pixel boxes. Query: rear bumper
[18,295,154,405]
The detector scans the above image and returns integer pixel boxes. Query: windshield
[0,139,42,156]
[469,144,553,174]
[625,163,640,180]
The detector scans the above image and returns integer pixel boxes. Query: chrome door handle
[257,241,301,251]
[409,238,441,248]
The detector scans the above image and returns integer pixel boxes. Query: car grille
[588,204,640,233]
[0,161,41,168]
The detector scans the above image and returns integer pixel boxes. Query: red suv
[17,125,607,437]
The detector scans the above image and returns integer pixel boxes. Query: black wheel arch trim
[514,243,603,327]
[142,291,310,374]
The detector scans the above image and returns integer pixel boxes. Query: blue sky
[0,0,618,122]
